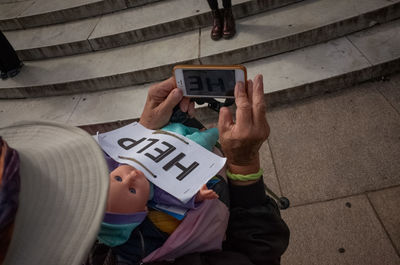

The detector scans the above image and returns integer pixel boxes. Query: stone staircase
[0,0,400,127]
[0,0,161,30]
[2,3,400,264]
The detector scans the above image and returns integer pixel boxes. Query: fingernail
[236,81,244,91]
[173,88,182,98]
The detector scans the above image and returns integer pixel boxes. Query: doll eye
[129,188,136,194]
[114,176,122,182]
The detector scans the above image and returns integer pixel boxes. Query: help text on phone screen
[183,70,235,96]
[188,76,226,92]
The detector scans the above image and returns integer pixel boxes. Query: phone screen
[183,69,236,97]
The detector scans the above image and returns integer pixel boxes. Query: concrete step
[1,0,399,99]
[0,0,161,30]
[4,0,302,60]
[1,19,399,129]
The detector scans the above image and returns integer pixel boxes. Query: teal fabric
[98,222,140,247]
[162,123,219,151]
[149,182,154,200]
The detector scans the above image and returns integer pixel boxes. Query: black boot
[1,71,7,80]
[7,62,23,78]
[223,8,236,39]
[211,9,223,41]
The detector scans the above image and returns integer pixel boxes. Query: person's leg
[207,0,223,40]
[0,31,23,79]
[207,0,219,10]
[222,0,231,8]
[222,0,236,39]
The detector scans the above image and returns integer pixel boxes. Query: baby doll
[98,164,218,246]
[96,123,229,265]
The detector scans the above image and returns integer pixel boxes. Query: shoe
[1,71,8,80]
[223,8,236,39]
[7,62,23,78]
[7,68,20,78]
[211,9,223,41]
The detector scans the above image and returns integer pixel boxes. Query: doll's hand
[195,184,219,202]
[140,77,194,130]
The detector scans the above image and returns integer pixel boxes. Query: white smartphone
[173,65,247,98]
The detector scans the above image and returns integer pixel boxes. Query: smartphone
[173,65,247,98]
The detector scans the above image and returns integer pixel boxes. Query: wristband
[226,168,263,181]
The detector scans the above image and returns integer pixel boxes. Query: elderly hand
[140,77,194,130]
[218,74,270,175]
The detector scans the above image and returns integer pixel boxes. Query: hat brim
[0,121,109,265]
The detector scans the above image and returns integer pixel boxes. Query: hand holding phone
[218,74,269,175]
[140,77,184,129]
[173,65,247,98]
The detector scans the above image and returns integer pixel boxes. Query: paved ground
[189,72,400,264]
[257,74,400,265]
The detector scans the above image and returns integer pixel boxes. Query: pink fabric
[142,146,229,262]
[142,198,229,262]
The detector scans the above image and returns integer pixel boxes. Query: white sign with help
[97,122,226,203]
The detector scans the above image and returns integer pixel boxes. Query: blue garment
[161,123,218,151]
[98,212,147,247]
[112,217,169,265]
[98,183,197,248]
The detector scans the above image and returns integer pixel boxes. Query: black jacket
[147,178,290,265]
[86,178,290,265]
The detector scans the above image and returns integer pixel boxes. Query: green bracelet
[226,168,263,181]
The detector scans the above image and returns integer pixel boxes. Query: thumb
[158,88,183,113]
[218,107,233,134]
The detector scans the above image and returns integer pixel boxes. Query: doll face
[107,164,150,214]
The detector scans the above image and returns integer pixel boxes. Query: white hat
[0,121,109,265]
